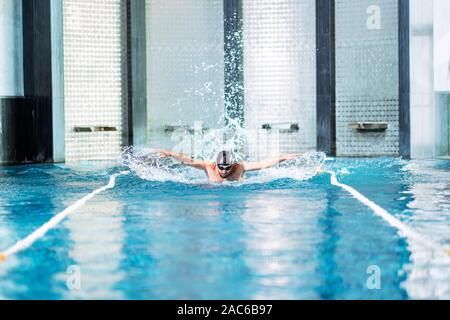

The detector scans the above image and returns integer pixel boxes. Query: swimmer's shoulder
[236,163,245,172]
[204,162,218,179]
[205,162,216,171]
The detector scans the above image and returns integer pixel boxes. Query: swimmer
[155,149,301,182]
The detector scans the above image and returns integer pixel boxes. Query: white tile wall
[145,0,224,151]
[63,0,127,161]
[242,0,317,160]
[335,0,399,156]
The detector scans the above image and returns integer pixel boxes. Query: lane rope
[0,171,130,262]
[326,170,450,257]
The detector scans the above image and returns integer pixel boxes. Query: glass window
[410,0,450,158]
[0,0,24,97]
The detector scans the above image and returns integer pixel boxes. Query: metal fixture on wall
[261,122,300,133]
[348,122,388,133]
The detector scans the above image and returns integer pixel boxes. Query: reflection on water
[118,195,253,299]
[60,197,126,299]
[241,189,326,299]
[0,207,19,299]
[400,161,450,299]
[0,166,78,299]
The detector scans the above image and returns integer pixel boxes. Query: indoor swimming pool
[0,156,449,299]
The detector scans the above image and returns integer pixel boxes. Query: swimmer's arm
[243,153,301,172]
[157,149,207,170]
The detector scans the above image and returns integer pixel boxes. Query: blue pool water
[0,157,449,299]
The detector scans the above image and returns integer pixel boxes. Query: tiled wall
[242,0,317,160]
[145,0,224,154]
[63,0,128,161]
[54,0,450,160]
[335,0,399,156]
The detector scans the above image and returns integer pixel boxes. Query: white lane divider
[0,171,130,262]
[326,170,450,257]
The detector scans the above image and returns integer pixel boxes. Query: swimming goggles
[217,164,233,171]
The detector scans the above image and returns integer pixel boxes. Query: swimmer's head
[216,150,236,177]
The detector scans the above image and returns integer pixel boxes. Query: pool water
[0,158,449,299]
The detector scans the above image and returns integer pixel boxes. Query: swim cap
[216,150,235,165]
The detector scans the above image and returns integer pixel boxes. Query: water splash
[121,145,326,185]
[121,146,198,183]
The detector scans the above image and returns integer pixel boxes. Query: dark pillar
[22,0,52,97]
[126,0,147,147]
[316,0,336,157]
[0,0,53,165]
[399,0,410,159]
[125,0,133,146]
[223,0,244,127]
